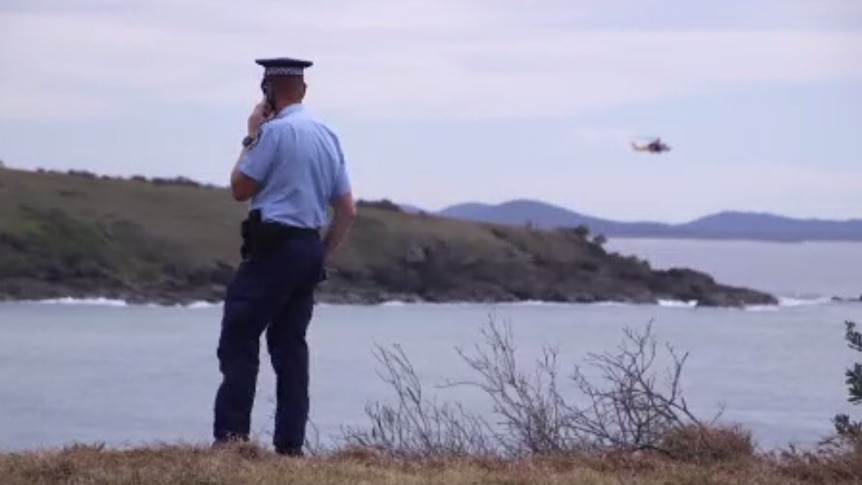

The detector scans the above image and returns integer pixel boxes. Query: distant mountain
[438,199,677,237]
[676,211,862,241]
[434,199,862,242]
[440,200,596,227]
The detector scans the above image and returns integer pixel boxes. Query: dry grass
[658,424,756,464]
[1,440,861,485]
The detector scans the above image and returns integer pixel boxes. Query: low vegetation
[834,321,862,439]
[1,442,858,485]
[1,319,859,484]
[341,320,718,459]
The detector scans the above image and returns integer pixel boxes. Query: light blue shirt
[238,103,351,228]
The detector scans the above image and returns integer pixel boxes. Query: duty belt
[240,209,319,258]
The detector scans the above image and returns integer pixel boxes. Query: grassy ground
[0,167,559,268]
[1,441,860,485]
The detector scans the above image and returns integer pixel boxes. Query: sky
[0,0,860,222]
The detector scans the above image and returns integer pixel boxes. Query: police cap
[255,57,313,77]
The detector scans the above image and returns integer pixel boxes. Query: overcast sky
[1,0,860,222]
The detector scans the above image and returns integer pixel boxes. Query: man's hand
[230,101,274,202]
[247,101,271,137]
[323,191,357,259]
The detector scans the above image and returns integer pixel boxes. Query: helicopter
[631,137,671,153]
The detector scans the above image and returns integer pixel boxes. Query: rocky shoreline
[0,264,862,308]
[0,272,783,308]
[1,268,857,308]
[0,292,773,308]
[4,289,860,308]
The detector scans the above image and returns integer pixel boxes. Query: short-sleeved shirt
[238,103,351,229]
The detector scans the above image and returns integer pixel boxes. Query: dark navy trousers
[213,235,324,451]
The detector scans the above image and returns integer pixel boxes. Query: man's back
[238,103,350,229]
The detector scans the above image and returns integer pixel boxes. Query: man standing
[213,57,356,456]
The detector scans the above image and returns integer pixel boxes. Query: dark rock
[404,244,428,264]
[830,295,862,304]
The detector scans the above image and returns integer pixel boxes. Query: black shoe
[275,446,304,457]
[212,433,249,449]
[212,439,236,449]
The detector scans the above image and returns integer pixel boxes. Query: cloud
[0,0,860,121]
[0,91,114,121]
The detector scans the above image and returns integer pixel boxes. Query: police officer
[213,57,356,456]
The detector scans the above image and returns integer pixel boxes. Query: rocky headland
[0,167,778,308]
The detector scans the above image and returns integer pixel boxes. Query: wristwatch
[242,135,257,148]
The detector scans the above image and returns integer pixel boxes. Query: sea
[1,238,861,453]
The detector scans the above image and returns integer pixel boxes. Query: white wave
[777,296,834,307]
[22,298,224,309]
[379,300,407,306]
[498,300,558,306]
[31,297,129,307]
[181,301,222,309]
[14,294,846,311]
[741,295,842,312]
[743,304,780,312]
[588,301,629,307]
[656,299,698,308]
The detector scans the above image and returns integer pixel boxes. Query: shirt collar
[275,103,304,119]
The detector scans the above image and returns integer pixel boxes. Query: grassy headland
[1,439,859,485]
[0,167,777,306]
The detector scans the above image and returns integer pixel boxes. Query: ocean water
[0,239,861,453]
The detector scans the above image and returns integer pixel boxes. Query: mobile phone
[260,79,276,117]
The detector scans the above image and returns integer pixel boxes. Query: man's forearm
[231,146,250,186]
[323,210,355,258]
[232,122,261,186]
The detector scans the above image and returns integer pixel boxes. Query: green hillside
[0,167,777,306]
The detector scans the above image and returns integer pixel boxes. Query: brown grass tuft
[775,438,862,485]
[659,424,756,464]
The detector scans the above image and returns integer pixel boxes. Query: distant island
[399,199,862,242]
[0,167,779,307]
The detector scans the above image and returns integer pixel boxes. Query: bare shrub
[447,322,581,456]
[341,316,722,459]
[451,319,720,456]
[565,322,720,453]
[339,343,496,458]
[303,419,325,457]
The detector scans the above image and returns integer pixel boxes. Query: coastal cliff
[0,167,777,307]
